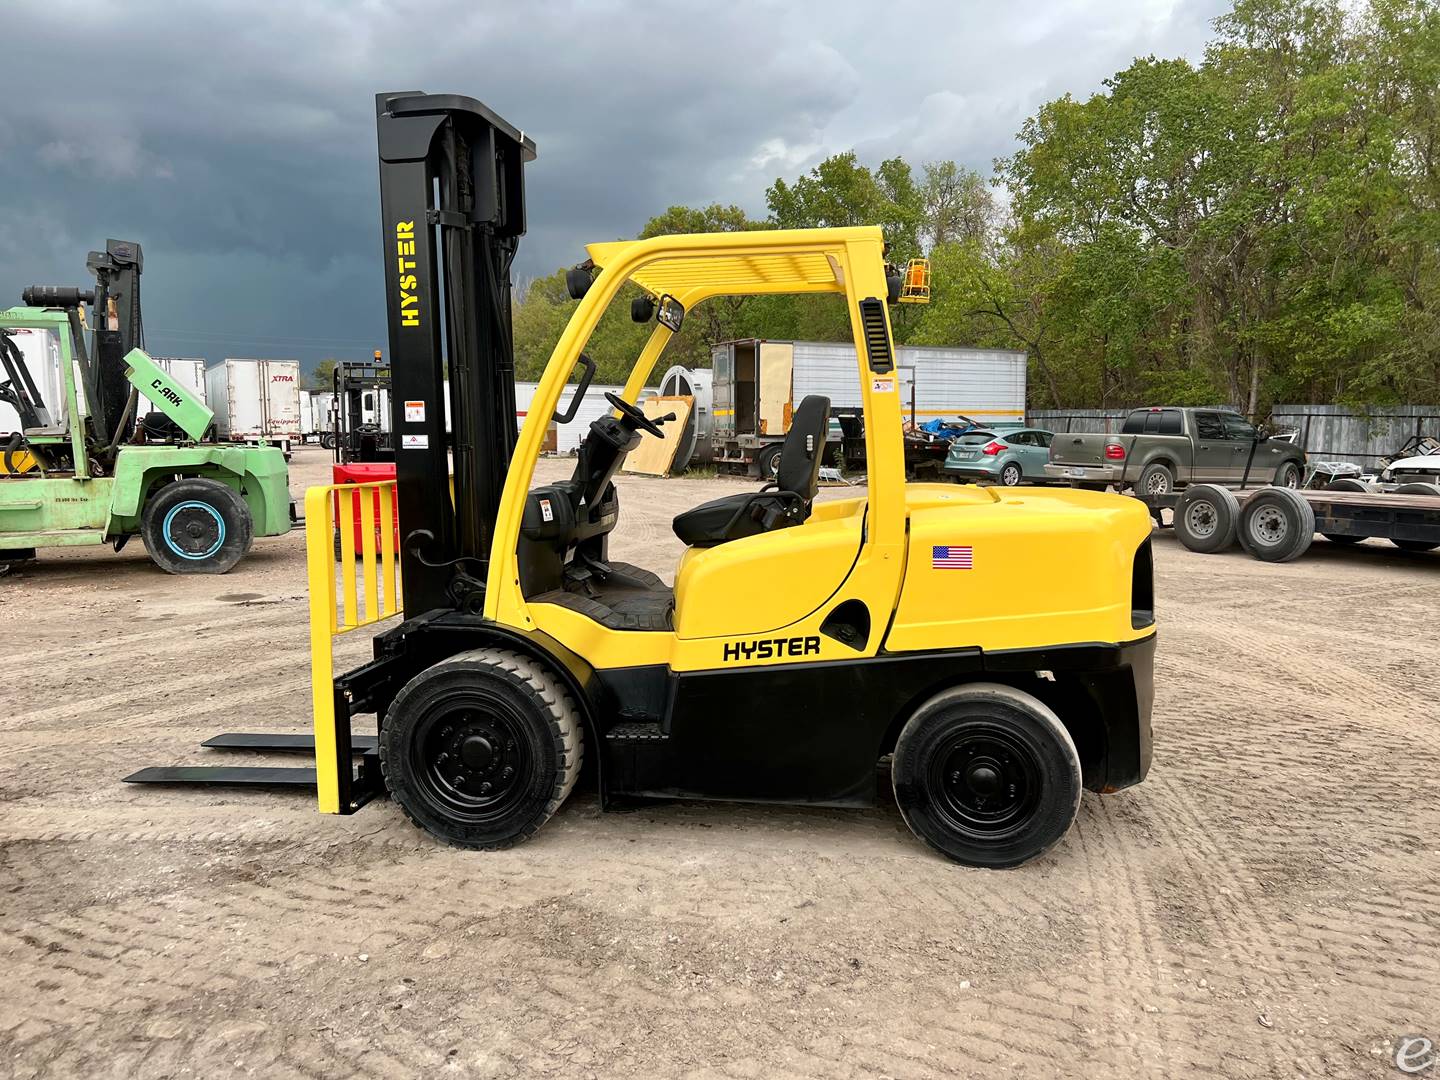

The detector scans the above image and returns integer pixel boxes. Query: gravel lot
[2,446,1437,1078]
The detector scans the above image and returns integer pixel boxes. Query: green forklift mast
[14,239,147,470]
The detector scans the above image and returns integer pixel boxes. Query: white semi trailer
[204,358,302,453]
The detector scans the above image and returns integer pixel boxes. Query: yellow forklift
[134,92,1156,868]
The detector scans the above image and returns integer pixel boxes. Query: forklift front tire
[380,648,584,850]
[141,478,253,574]
[892,683,1082,869]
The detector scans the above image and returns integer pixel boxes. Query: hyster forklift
[0,240,291,574]
[137,93,1155,868]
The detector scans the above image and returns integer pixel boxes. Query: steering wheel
[605,391,666,438]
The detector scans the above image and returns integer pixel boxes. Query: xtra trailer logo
[723,636,821,662]
[396,221,419,327]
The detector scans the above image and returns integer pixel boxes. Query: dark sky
[0,0,1226,372]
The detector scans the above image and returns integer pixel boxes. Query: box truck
[204,358,302,453]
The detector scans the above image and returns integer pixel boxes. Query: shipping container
[709,339,1026,473]
[204,358,302,450]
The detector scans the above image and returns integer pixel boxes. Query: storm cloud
[0,0,1225,368]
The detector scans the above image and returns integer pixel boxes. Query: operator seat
[673,394,831,547]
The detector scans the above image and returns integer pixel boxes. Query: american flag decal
[932,545,974,569]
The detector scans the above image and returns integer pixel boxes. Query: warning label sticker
[872,378,895,393]
[539,498,554,523]
[404,400,425,422]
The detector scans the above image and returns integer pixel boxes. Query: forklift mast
[18,239,145,452]
[332,354,393,463]
[375,92,536,614]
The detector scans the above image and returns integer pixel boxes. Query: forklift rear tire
[141,478,253,574]
[892,683,1082,869]
[380,648,583,850]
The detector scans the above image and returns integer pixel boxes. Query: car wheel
[1273,460,1301,489]
[1324,478,1375,493]
[1137,462,1174,498]
[141,477,253,574]
[1237,487,1315,563]
[380,648,584,849]
[1390,484,1440,550]
[1174,484,1239,554]
[892,682,1082,869]
[999,462,1023,487]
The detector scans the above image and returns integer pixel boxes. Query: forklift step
[123,765,317,787]
[200,732,378,754]
[606,722,667,741]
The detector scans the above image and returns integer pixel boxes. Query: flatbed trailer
[1139,482,1440,562]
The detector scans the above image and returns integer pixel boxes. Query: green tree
[308,358,339,390]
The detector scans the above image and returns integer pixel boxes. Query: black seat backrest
[778,395,830,501]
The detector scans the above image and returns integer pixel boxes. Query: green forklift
[0,240,291,574]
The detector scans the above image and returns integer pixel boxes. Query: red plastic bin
[332,462,398,555]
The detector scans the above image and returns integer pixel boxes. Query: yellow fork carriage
[132,92,1155,868]
[126,482,403,808]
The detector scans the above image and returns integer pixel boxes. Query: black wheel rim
[162,499,225,561]
[928,723,1042,840]
[410,694,534,824]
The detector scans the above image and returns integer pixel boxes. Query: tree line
[512,0,1440,415]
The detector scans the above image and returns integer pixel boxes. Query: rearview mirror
[657,294,685,333]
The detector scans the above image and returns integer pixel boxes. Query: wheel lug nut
[480,782,492,794]
[949,771,961,784]
[502,766,514,780]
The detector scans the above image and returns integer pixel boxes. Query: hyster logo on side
[396,221,419,327]
[723,636,821,663]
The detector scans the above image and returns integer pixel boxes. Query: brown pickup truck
[1043,407,1306,496]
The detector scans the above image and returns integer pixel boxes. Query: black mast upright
[375,92,535,614]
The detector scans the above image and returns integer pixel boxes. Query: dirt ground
[2,446,1437,1079]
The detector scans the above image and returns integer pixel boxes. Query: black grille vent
[859,297,893,373]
